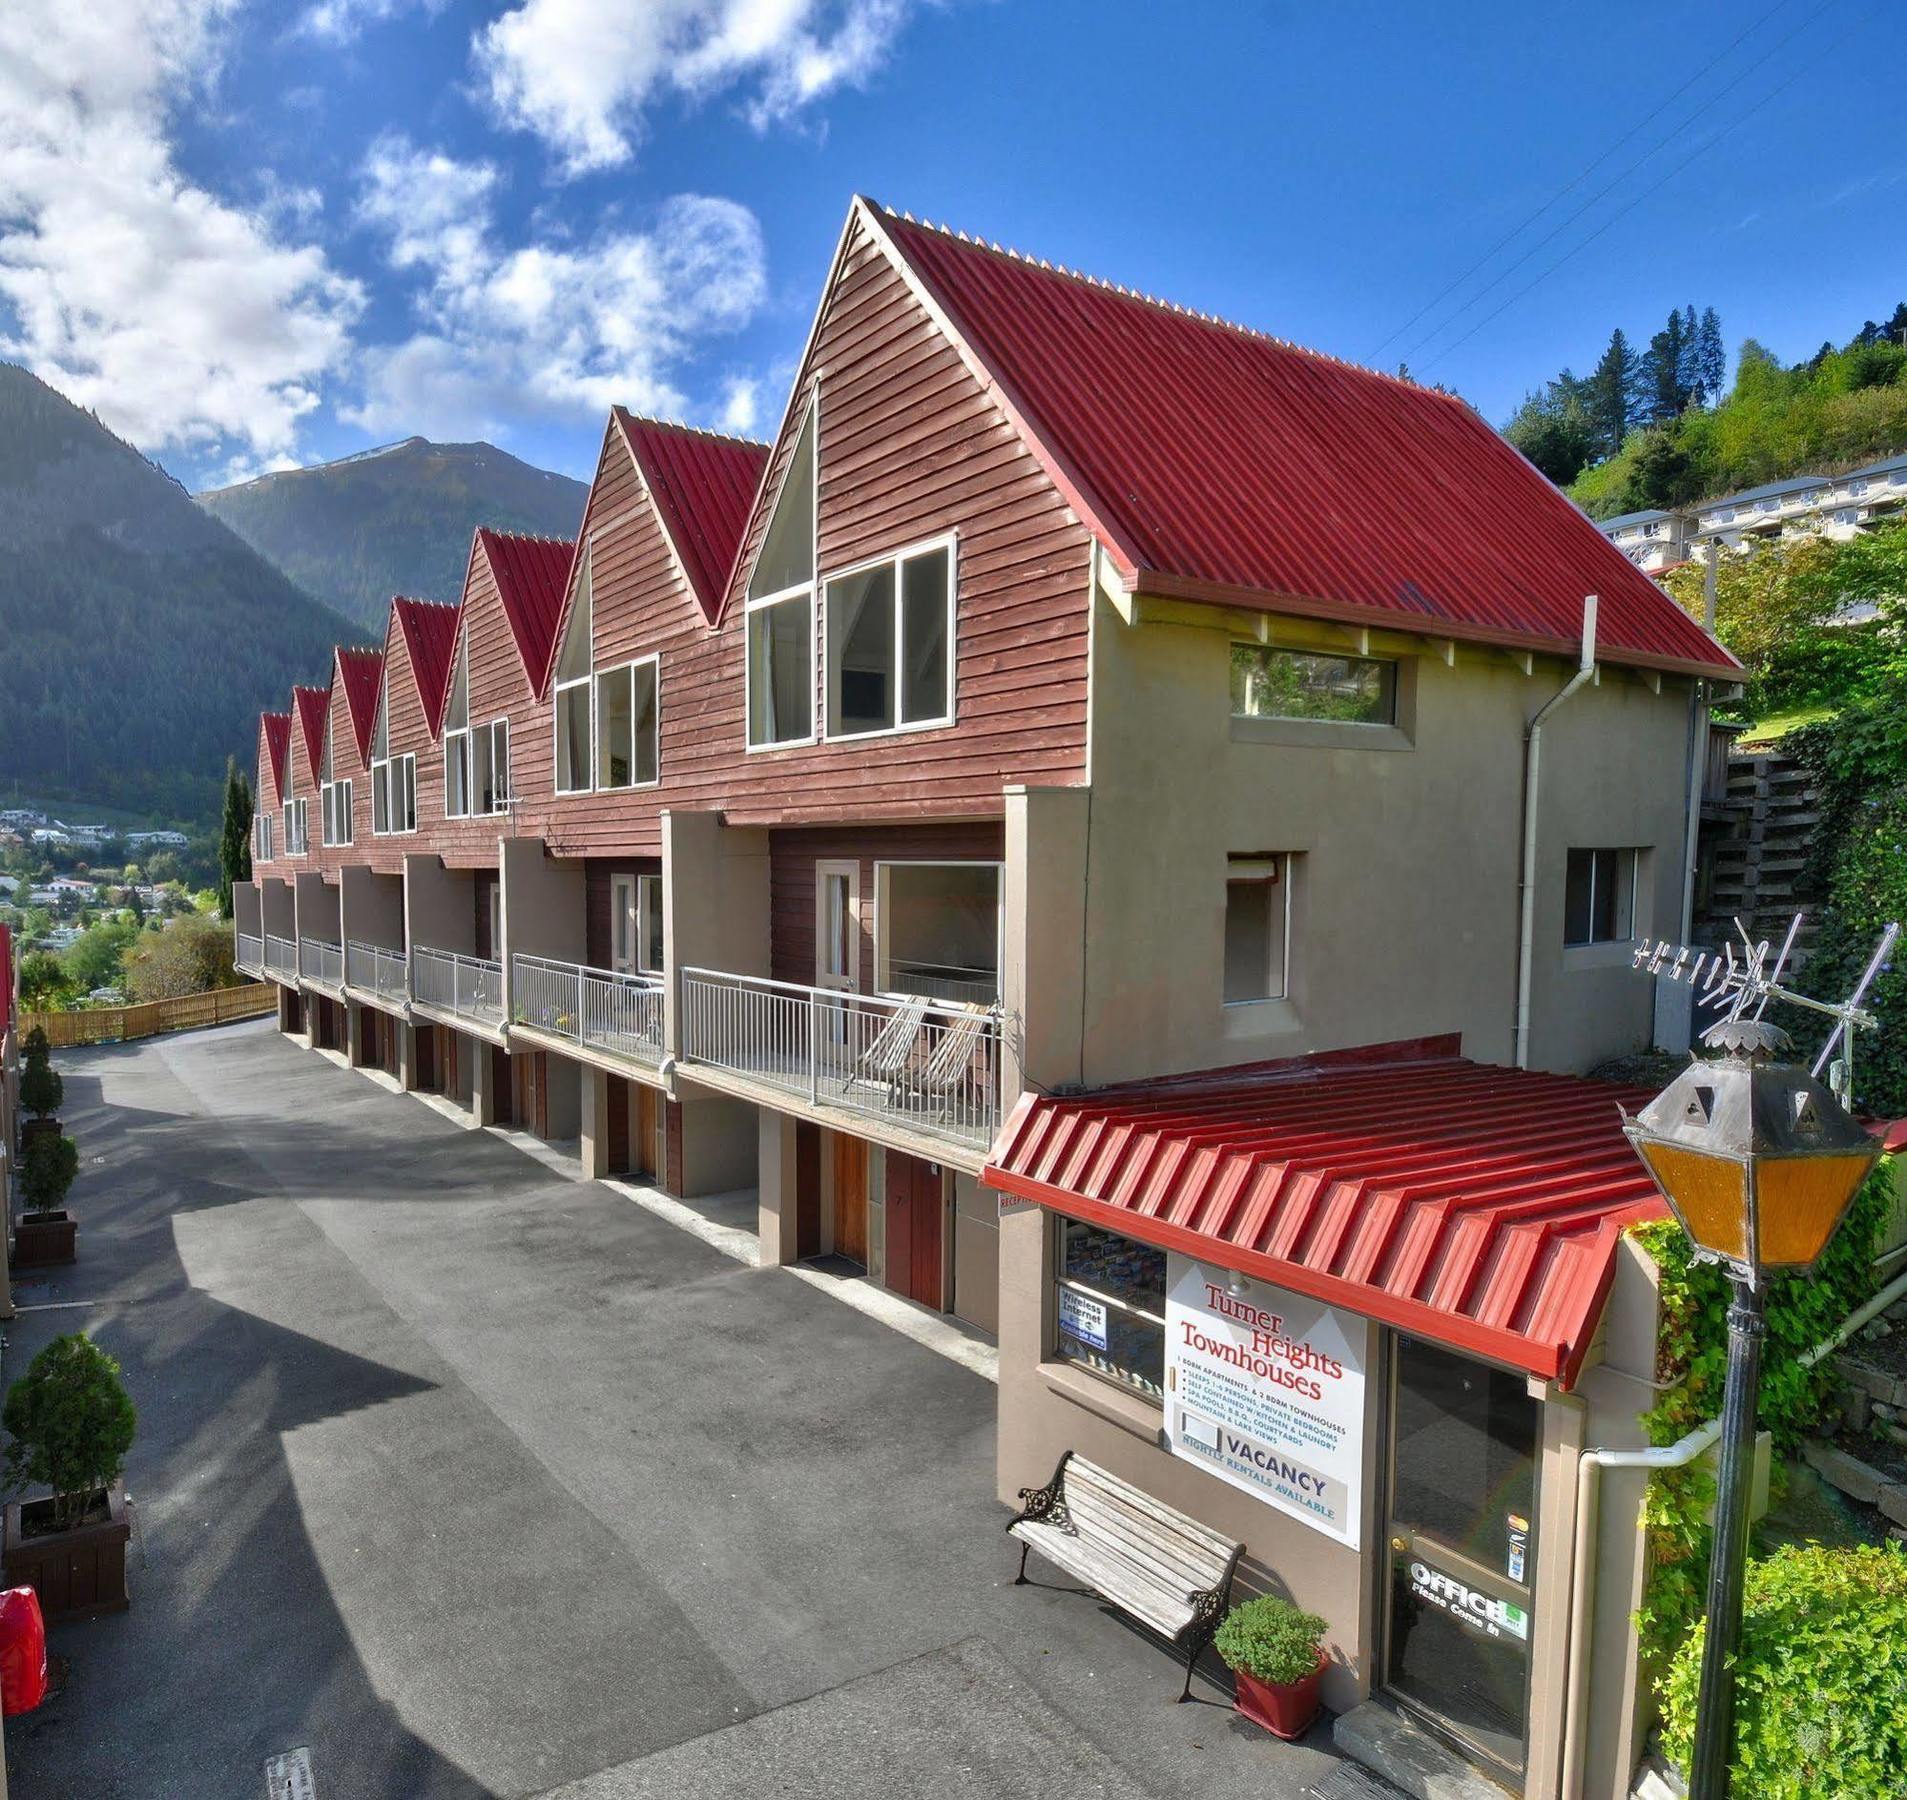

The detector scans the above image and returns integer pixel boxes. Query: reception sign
[1165,1256,1369,1548]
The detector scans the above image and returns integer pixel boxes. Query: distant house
[126,829,189,848]
[1596,507,1691,573]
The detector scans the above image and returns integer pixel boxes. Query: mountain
[0,362,357,827]
[198,436,588,631]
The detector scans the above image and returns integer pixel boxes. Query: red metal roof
[983,1040,1666,1387]
[392,597,461,739]
[260,712,290,803]
[869,204,1737,680]
[615,412,769,624]
[292,684,330,777]
[335,647,384,767]
[476,529,574,696]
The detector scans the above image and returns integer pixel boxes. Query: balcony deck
[235,931,263,979]
[263,933,299,985]
[299,937,345,994]
[345,940,410,1015]
[510,954,665,1075]
[411,945,505,1037]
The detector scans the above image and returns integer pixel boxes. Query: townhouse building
[236,197,1742,1800]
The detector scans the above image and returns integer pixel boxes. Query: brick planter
[12,1210,77,1268]
[3,1484,131,1621]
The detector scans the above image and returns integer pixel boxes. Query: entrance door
[415,1021,438,1091]
[634,1084,660,1180]
[1383,1337,1541,1783]
[814,860,859,1051]
[884,1150,942,1309]
[605,1074,631,1174]
[794,1121,821,1260]
[491,1043,514,1125]
[831,1133,868,1267]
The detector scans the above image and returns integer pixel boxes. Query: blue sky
[2,0,1902,492]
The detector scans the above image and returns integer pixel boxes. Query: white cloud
[477,0,922,176]
[718,374,759,434]
[297,0,445,44]
[0,0,362,465]
[349,137,768,440]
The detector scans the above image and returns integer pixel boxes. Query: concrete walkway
[4,1020,1344,1799]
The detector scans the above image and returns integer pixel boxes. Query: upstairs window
[254,813,274,861]
[1224,854,1290,1004]
[370,680,417,836]
[319,724,353,847]
[284,797,309,856]
[1232,645,1396,726]
[475,718,510,813]
[595,657,660,789]
[825,539,953,737]
[444,635,471,818]
[1564,848,1638,946]
[746,404,816,748]
[554,560,593,793]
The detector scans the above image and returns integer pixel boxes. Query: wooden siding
[769,822,1004,990]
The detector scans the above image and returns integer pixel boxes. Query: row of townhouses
[238,196,1742,1800]
[1600,447,1907,571]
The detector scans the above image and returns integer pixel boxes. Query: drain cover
[264,1747,315,1800]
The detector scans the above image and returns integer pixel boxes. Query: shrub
[1661,1541,1907,1798]
[21,1026,50,1068]
[18,1051,62,1121]
[1213,1594,1328,1686]
[1,1334,137,1533]
[19,1133,78,1216]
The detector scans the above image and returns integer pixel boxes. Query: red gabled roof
[292,685,330,775]
[260,712,291,803]
[392,597,461,739]
[475,529,574,696]
[865,202,1737,681]
[335,648,384,767]
[614,412,769,624]
[983,1040,1667,1388]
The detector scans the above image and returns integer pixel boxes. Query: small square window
[1055,1219,1166,1399]
[1224,855,1289,1003]
[1564,848,1638,946]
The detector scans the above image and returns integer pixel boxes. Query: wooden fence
[23,984,277,1048]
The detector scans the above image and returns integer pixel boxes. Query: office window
[1564,848,1638,946]
[824,539,953,737]
[1231,645,1396,726]
[595,658,659,790]
[1224,854,1290,1003]
[1055,1219,1166,1399]
[747,404,816,747]
[555,559,594,793]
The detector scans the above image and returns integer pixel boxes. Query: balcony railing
[346,939,409,1007]
[512,954,664,1068]
[681,967,1003,1148]
[411,945,504,1029]
[264,933,299,980]
[235,931,263,976]
[299,936,344,990]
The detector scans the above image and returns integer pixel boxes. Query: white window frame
[553,571,594,795]
[637,872,664,976]
[284,796,309,858]
[476,717,511,814]
[443,632,472,819]
[609,872,638,974]
[254,814,274,861]
[745,398,819,754]
[1223,854,1292,1006]
[592,654,661,792]
[821,532,957,741]
[872,859,1003,1005]
[1563,846,1640,948]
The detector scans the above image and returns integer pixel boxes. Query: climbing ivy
[1629,1160,1892,1678]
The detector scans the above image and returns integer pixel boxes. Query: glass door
[1383,1336,1540,1783]
[814,861,859,1053]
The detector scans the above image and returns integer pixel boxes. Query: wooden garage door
[884,1150,942,1309]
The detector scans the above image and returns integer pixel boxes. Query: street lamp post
[1622,1016,1881,1800]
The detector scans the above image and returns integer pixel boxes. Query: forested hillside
[199,437,586,631]
[0,363,355,825]
[1501,302,1907,517]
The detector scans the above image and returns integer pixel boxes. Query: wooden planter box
[3,1484,131,1620]
[12,1211,77,1268]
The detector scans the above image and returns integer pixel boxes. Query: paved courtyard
[4,1019,1347,1799]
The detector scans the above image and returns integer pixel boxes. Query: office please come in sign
[1165,1257,1369,1548]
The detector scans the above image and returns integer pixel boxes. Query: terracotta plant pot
[1231,1651,1327,1740]
[3,1484,131,1621]
[12,1211,77,1268]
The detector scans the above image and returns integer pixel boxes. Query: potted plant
[1,1334,136,1619]
[17,1027,62,1152]
[1214,1593,1330,1740]
[13,1132,79,1267]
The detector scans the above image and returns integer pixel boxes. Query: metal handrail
[412,944,504,1026]
[512,953,664,1066]
[298,936,344,988]
[345,938,410,1005]
[680,965,1001,1146]
[264,933,299,978]
[235,931,263,975]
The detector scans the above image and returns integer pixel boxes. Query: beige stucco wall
[340,866,404,952]
[293,871,340,943]
[404,854,477,959]
[233,881,262,941]
[1054,594,1695,1085]
[259,876,294,940]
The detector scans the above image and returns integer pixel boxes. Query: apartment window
[1224,854,1290,1003]
[443,636,471,818]
[747,404,816,748]
[1835,508,1859,526]
[595,658,660,789]
[639,872,663,975]
[318,727,353,847]
[370,684,416,837]
[875,861,1001,1005]
[554,559,593,794]
[1055,1219,1166,1399]
[1564,848,1638,946]
[1756,498,1779,514]
[474,718,510,813]
[284,798,308,856]
[254,814,273,861]
[1231,645,1396,727]
[825,539,954,737]
[610,873,637,973]
[1849,480,1869,498]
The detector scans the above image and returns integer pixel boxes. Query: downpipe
[1514,594,1598,1069]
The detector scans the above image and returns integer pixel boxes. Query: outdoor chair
[842,997,928,1099]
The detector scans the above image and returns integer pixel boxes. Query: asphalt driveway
[3,1019,1343,1798]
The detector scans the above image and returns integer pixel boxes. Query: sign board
[1164,1256,1369,1548]
[1404,1555,1529,1642]
[1057,1287,1108,1351]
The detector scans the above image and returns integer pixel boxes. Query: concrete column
[398,1023,418,1092]
[1003,785,1091,1103]
[341,864,405,952]
[293,870,340,943]
[661,809,771,1059]
[260,876,295,942]
[403,853,476,957]
[346,1001,367,1067]
[470,1033,497,1126]
[499,836,586,1033]
[579,1066,610,1178]
[756,1109,798,1266]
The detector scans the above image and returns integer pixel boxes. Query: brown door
[492,1044,513,1125]
[832,1133,868,1267]
[633,1085,658,1179]
[885,1151,943,1309]
[445,1029,460,1100]
[794,1121,821,1260]
[415,1023,437,1091]
[605,1074,631,1174]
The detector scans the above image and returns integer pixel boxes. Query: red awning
[983,1041,1666,1388]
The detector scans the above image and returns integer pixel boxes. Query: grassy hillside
[0,363,356,826]
[199,437,587,631]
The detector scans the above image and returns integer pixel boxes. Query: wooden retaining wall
[23,984,276,1048]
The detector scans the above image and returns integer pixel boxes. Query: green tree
[18,951,73,1010]
[1,1335,137,1533]
[1503,380,1597,484]
[218,757,252,922]
[1587,329,1641,459]
[123,912,238,1001]
[59,914,137,994]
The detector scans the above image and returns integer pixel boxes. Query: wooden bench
[1007,1450,1245,1701]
